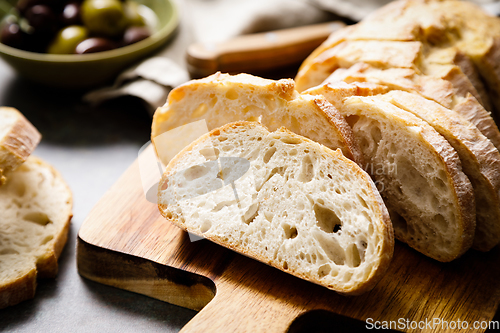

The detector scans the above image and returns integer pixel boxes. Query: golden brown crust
[0,267,36,309]
[453,94,500,151]
[311,97,365,166]
[152,73,363,167]
[0,107,41,186]
[297,0,500,118]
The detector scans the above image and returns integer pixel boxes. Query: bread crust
[0,107,41,186]
[296,0,500,118]
[158,121,394,295]
[321,62,500,152]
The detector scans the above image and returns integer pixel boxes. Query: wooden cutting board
[77,146,500,333]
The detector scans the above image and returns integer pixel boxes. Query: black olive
[122,26,150,46]
[75,37,117,54]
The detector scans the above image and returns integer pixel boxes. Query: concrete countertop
[0,60,197,332]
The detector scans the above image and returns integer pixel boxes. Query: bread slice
[152,72,363,165]
[326,63,500,151]
[158,121,394,295]
[0,156,73,309]
[305,82,475,261]
[380,91,500,251]
[0,107,41,186]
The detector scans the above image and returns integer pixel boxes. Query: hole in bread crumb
[209,96,218,107]
[184,165,209,181]
[346,115,360,128]
[433,214,447,231]
[318,264,331,278]
[283,261,288,270]
[357,195,368,209]
[263,147,277,163]
[9,180,26,197]
[192,103,208,118]
[314,204,342,234]
[23,212,51,226]
[244,203,259,224]
[0,248,19,255]
[41,235,54,245]
[264,211,273,222]
[199,148,219,161]
[298,155,314,183]
[200,220,212,233]
[283,223,298,239]
[343,272,353,282]
[313,230,345,265]
[280,136,301,145]
[226,89,238,100]
[346,244,362,268]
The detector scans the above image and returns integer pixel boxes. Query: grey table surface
[0,59,197,332]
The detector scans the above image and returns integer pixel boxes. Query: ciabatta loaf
[158,121,393,295]
[296,0,500,116]
[152,73,363,165]
[0,107,41,186]
[0,156,72,309]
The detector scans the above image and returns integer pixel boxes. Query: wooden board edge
[76,236,216,312]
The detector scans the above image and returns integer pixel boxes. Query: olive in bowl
[0,0,178,88]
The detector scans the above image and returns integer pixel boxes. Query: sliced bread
[152,73,363,165]
[341,96,475,261]
[307,81,500,251]
[0,107,41,186]
[380,91,500,252]
[305,82,475,261]
[158,121,394,295]
[0,156,73,309]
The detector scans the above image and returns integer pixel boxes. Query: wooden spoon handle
[186,21,345,78]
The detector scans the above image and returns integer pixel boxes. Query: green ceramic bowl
[0,0,178,88]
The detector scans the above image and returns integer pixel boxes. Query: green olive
[124,1,145,27]
[81,0,128,37]
[47,25,89,54]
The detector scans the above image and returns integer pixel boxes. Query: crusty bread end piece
[0,156,73,309]
[0,107,41,186]
[158,121,394,295]
[152,72,364,166]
